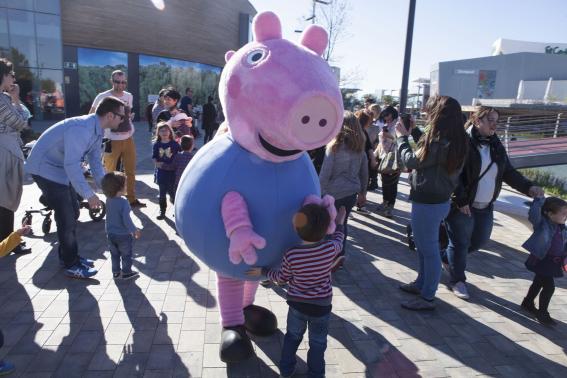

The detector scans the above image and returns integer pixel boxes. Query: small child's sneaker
[0,360,15,375]
[121,271,139,280]
[259,280,272,287]
[356,206,370,214]
[113,272,121,279]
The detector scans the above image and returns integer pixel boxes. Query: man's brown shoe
[130,199,147,208]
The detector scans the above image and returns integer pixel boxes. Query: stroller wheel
[89,201,106,221]
[22,213,32,227]
[42,216,52,234]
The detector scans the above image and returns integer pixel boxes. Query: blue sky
[248,0,567,95]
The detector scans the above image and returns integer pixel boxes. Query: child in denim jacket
[521,196,567,325]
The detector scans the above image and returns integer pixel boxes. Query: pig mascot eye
[245,49,267,65]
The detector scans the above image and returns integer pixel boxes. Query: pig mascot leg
[217,273,277,362]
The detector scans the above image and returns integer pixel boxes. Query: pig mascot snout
[175,11,343,363]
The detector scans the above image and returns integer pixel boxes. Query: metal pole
[312,0,316,24]
[399,0,416,113]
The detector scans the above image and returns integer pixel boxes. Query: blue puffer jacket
[522,197,567,259]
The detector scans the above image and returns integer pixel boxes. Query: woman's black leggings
[381,172,400,207]
[525,274,555,313]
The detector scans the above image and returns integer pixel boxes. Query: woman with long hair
[319,111,368,269]
[354,109,377,212]
[443,106,543,300]
[0,58,31,255]
[396,96,468,310]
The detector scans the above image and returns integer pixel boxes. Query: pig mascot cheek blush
[175,11,343,363]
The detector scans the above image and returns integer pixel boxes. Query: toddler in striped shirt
[247,203,345,378]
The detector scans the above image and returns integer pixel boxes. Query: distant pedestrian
[151,88,168,132]
[153,122,180,219]
[156,88,194,138]
[247,205,346,378]
[376,105,400,218]
[179,87,193,115]
[101,171,141,280]
[202,96,218,143]
[521,196,567,326]
[171,135,195,194]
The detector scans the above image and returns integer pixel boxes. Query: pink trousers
[217,273,260,327]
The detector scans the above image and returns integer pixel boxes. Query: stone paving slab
[1,127,566,377]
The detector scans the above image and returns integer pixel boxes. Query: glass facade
[77,47,128,114]
[0,0,64,120]
[139,54,221,114]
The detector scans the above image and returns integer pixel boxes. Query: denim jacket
[522,197,567,259]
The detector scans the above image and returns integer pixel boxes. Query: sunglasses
[113,80,127,85]
[112,112,125,121]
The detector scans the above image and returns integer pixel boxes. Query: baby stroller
[22,141,106,234]
[406,221,449,251]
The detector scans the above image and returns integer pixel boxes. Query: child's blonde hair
[155,122,174,143]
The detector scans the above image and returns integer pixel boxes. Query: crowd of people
[1,55,566,376]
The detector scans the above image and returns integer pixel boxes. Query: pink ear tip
[253,11,282,42]
[300,25,328,56]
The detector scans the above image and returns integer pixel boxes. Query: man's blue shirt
[25,114,105,199]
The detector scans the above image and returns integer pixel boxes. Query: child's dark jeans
[107,233,133,274]
[280,307,330,378]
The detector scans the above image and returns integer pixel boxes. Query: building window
[139,54,221,116]
[77,47,127,114]
[0,3,63,121]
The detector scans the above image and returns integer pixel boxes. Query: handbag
[377,142,400,174]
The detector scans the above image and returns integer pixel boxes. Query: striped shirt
[265,226,344,306]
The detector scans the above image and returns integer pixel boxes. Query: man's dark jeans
[32,175,80,268]
[444,205,494,284]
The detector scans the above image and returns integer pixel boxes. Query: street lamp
[399,0,416,113]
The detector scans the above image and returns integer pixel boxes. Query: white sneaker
[452,281,469,300]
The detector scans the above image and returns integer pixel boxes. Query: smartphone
[401,113,411,131]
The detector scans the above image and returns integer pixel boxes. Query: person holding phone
[376,106,399,218]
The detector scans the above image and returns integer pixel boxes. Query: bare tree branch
[309,0,351,63]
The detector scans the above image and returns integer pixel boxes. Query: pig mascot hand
[175,11,343,363]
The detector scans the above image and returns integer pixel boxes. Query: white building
[492,38,567,56]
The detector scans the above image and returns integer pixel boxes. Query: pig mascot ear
[253,11,282,41]
[300,24,328,56]
[225,50,235,63]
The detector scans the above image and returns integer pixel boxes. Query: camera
[401,113,411,131]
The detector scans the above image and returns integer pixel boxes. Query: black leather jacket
[452,126,533,208]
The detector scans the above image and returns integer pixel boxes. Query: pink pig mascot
[175,11,343,362]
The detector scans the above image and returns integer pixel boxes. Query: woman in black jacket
[444,106,544,300]
[397,96,468,310]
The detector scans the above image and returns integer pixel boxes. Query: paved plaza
[1,126,566,377]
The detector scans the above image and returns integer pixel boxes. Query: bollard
[553,113,562,138]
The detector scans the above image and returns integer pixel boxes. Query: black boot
[243,304,277,336]
[220,325,254,363]
[521,297,538,316]
[536,310,556,326]
[157,199,166,220]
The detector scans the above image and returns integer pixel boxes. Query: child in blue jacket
[521,196,567,325]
